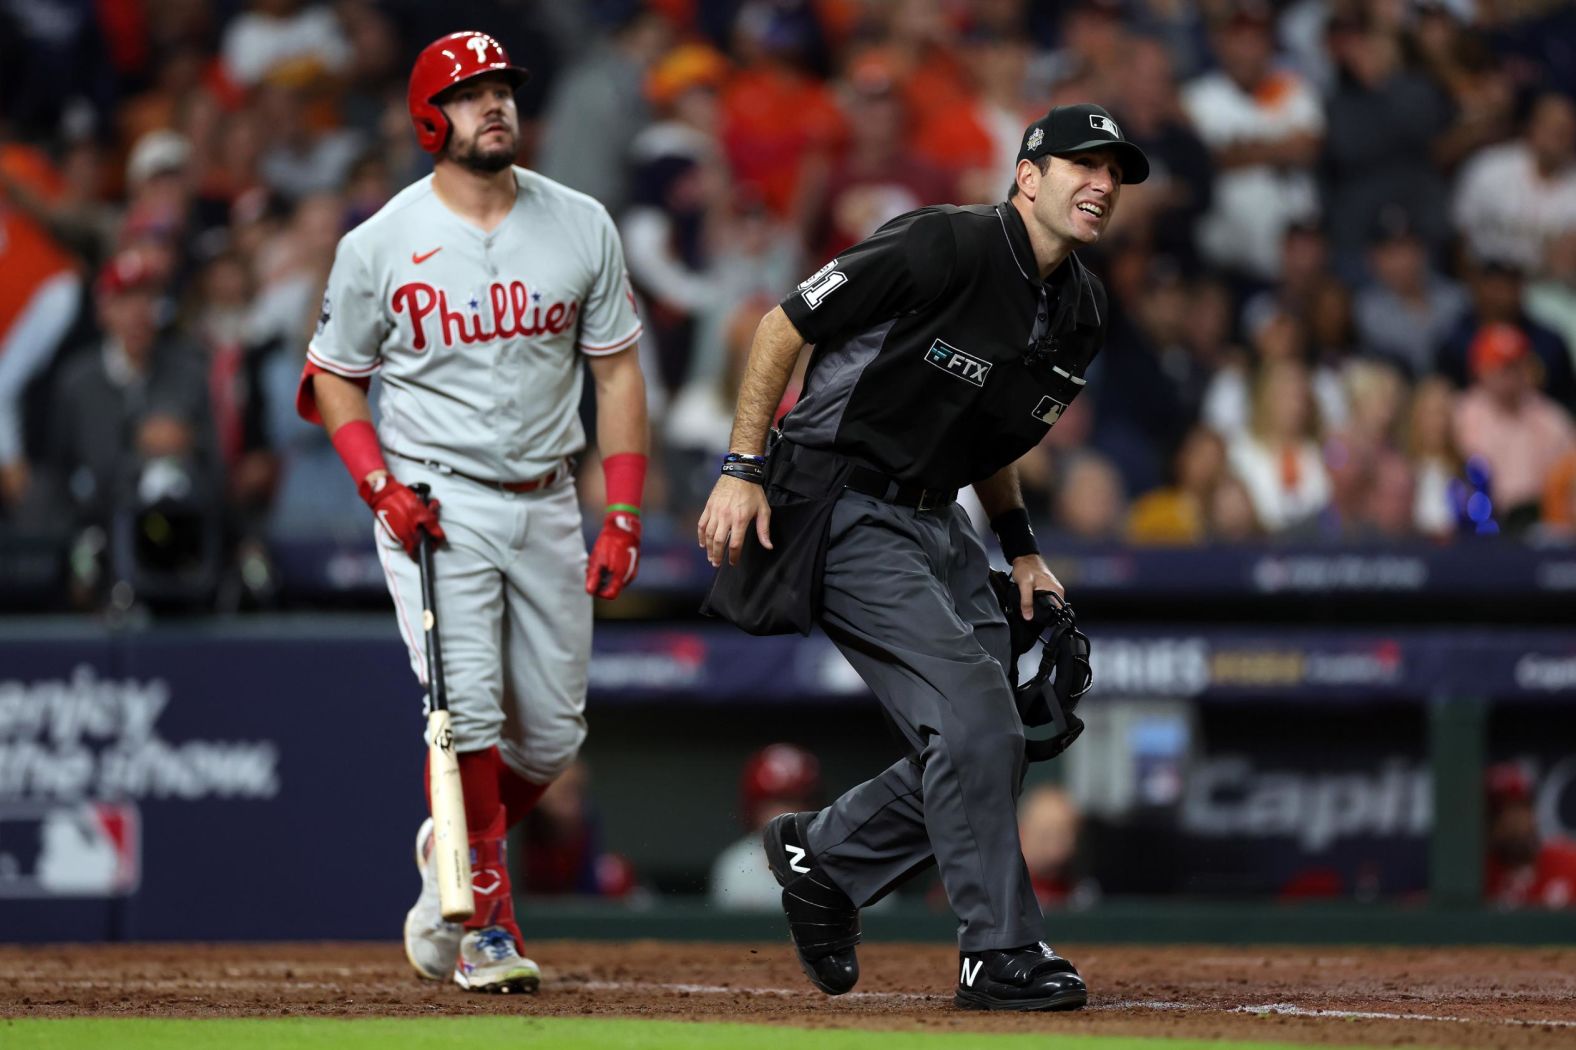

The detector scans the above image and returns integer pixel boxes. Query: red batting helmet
[739,744,820,826]
[408,31,529,154]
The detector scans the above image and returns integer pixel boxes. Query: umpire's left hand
[698,476,772,567]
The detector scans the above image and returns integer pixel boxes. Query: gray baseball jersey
[308,166,642,480]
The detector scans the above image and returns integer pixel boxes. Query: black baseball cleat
[954,942,1088,1011]
[763,811,861,995]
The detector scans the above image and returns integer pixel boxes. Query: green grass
[0,1017,1386,1050]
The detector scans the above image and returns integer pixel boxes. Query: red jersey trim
[579,322,643,356]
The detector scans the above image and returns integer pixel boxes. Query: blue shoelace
[476,927,515,961]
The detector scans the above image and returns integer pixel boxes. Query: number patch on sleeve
[798,263,847,310]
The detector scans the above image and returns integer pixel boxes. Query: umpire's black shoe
[762,811,861,995]
[954,942,1087,1012]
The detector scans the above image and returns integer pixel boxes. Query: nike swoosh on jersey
[412,247,443,264]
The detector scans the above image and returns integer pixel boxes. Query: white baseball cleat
[452,926,541,994]
[403,817,464,981]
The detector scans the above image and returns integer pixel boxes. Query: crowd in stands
[5,0,1576,609]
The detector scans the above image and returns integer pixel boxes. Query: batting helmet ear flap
[408,30,530,154]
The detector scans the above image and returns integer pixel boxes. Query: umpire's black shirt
[778,201,1108,492]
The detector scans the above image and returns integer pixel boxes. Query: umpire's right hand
[698,476,772,567]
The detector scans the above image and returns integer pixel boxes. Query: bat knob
[410,482,432,503]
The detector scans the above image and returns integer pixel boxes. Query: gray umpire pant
[803,491,1045,952]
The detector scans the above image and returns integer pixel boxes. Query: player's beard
[448,126,516,174]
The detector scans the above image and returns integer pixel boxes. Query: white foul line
[571,981,1576,1029]
[1234,1002,1576,1029]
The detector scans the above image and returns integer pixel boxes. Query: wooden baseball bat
[411,483,474,922]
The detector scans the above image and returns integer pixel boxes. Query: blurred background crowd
[4,0,1576,612]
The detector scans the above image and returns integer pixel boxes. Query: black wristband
[990,506,1038,562]
[721,463,766,485]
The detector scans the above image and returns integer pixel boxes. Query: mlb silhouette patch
[1090,114,1120,137]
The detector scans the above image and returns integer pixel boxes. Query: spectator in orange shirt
[1452,323,1576,532]
[0,144,83,513]
[804,54,951,260]
[912,26,1034,203]
[1485,763,1576,910]
[722,2,846,219]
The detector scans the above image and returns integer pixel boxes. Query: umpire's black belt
[778,441,957,511]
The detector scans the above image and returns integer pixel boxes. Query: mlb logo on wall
[0,802,140,898]
[1091,114,1120,137]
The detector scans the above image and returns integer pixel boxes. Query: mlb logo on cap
[1015,102,1151,183]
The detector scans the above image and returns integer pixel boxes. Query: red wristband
[330,420,388,499]
[602,452,647,513]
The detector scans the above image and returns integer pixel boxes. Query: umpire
[698,104,1148,1011]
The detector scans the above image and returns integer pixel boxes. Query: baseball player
[699,105,1148,1010]
[296,31,648,993]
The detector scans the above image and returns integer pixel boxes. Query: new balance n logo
[785,844,811,875]
[960,957,983,987]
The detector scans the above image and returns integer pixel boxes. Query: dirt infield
[4,942,1574,1048]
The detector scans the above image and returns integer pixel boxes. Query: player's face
[441,75,519,174]
[1031,151,1122,247]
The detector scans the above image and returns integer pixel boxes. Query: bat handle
[412,484,446,715]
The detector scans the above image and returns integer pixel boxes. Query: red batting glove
[361,475,446,558]
[587,509,641,599]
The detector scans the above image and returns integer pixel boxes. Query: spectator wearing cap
[0,143,84,514]
[1453,92,1576,274]
[42,252,214,533]
[620,42,734,393]
[1353,206,1469,379]
[1436,258,1576,412]
[1485,763,1576,910]
[536,10,675,218]
[123,130,194,231]
[1452,323,1576,531]
[710,743,822,910]
[1181,0,1324,283]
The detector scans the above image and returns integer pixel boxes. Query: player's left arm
[974,463,1063,616]
[579,202,650,599]
[585,345,649,600]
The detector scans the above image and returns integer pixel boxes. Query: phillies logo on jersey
[391,281,581,351]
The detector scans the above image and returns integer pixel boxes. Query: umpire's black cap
[1017,103,1151,184]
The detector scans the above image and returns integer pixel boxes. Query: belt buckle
[916,489,936,512]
